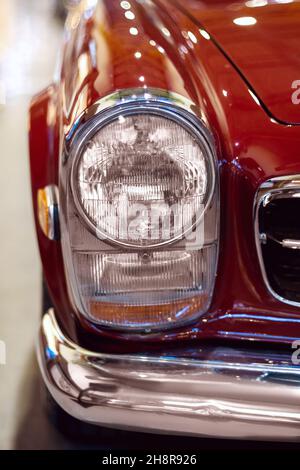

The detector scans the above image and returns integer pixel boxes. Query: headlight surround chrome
[70,98,216,249]
[60,89,219,332]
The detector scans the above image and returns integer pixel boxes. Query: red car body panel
[29,0,300,352]
[177,0,300,125]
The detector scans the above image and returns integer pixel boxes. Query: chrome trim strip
[262,233,300,250]
[38,309,300,440]
[65,88,217,248]
[254,174,300,308]
[282,239,300,250]
[64,88,208,143]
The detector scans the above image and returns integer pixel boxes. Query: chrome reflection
[38,309,300,439]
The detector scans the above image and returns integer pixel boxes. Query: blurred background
[0,0,64,450]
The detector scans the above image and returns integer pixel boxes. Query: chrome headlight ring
[60,88,219,332]
[67,88,217,250]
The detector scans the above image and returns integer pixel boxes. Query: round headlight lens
[73,112,213,247]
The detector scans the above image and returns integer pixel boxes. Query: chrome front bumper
[38,310,300,440]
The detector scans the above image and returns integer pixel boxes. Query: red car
[29,0,300,440]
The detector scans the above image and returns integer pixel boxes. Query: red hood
[176,0,300,125]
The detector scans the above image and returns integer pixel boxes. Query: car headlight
[73,112,214,248]
[61,90,219,332]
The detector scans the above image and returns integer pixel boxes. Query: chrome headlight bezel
[68,93,217,249]
[60,88,219,333]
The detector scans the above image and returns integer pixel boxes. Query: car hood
[176,0,300,125]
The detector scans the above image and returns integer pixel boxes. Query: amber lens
[89,295,208,329]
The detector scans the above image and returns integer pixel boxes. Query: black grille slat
[259,198,300,303]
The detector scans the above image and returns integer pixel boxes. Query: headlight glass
[74,113,213,248]
[62,93,219,331]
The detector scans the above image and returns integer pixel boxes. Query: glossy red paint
[29,0,300,351]
[176,0,300,125]
[29,86,77,339]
